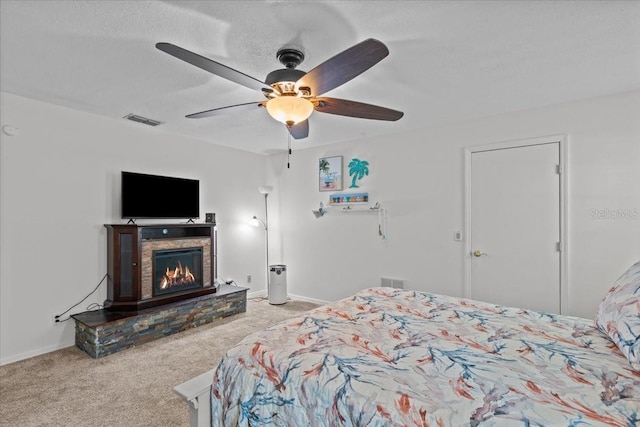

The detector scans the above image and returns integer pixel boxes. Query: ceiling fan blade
[156,42,273,93]
[295,39,389,96]
[288,120,309,139]
[315,98,403,121]
[186,101,266,119]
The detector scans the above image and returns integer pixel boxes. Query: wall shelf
[312,206,381,218]
[312,203,388,243]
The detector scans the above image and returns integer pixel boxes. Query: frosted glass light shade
[266,96,313,125]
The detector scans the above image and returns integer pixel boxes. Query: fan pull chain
[287,129,292,169]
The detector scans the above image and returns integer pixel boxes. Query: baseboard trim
[1,342,73,366]
[247,289,267,299]
[287,293,330,306]
[247,290,329,306]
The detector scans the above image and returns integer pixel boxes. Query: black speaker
[205,213,216,224]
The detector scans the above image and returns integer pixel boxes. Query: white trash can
[269,265,287,305]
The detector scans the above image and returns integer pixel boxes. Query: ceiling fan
[156,38,403,139]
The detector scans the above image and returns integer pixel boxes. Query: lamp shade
[248,216,260,227]
[258,186,273,195]
[266,96,314,125]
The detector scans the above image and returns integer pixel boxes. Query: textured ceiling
[1,0,639,154]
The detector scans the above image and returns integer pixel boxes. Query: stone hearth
[72,284,247,358]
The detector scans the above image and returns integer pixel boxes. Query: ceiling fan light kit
[265,96,314,126]
[156,38,403,140]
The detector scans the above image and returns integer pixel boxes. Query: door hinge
[556,241,562,252]
[556,164,562,175]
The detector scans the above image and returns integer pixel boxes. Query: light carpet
[0,297,320,426]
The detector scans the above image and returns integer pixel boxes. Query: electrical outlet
[247,275,252,283]
[52,315,64,326]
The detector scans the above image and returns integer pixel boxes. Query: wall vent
[381,277,405,289]
[123,113,164,127]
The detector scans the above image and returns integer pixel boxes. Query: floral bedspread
[211,288,640,426]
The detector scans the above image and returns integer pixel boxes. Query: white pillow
[595,260,640,371]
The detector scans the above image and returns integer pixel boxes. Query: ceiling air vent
[123,113,164,127]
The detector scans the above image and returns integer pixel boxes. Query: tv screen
[121,171,199,219]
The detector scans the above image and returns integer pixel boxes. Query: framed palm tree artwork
[319,156,343,191]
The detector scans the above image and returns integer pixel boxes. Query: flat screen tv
[121,171,199,219]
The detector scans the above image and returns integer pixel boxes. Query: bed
[209,261,640,426]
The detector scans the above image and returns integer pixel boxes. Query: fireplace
[105,224,216,311]
[153,248,202,296]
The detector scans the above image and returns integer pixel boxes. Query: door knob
[472,250,488,257]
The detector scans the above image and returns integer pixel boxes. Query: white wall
[271,91,640,318]
[2,90,639,365]
[0,92,270,365]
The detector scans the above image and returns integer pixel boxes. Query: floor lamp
[250,185,272,299]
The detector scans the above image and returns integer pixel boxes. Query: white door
[468,141,561,313]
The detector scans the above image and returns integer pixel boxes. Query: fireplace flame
[160,261,196,289]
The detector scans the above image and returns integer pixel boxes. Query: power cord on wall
[54,273,108,323]
[217,276,237,287]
